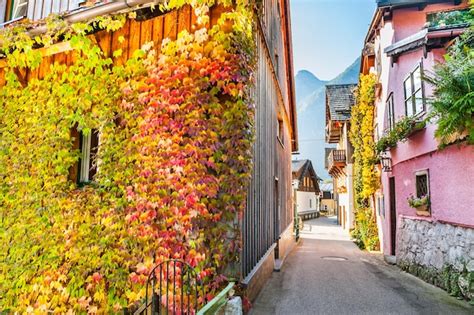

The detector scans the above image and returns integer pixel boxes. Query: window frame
[386,92,395,132]
[414,169,431,216]
[404,63,426,117]
[415,169,430,199]
[7,0,28,22]
[78,129,100,185]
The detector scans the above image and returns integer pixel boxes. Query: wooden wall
[241,15,293,278]
[260,0,290,116]
[0,3,295,283]
[0,5,228,86]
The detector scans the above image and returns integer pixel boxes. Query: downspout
[1,0,161,42]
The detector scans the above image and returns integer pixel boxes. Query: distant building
[292,160,321,219]
[319,182,335,216]
[325,84,357,232]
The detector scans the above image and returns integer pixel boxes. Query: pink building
[362,0,473,301]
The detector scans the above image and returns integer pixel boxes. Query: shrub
[424,17,474,147]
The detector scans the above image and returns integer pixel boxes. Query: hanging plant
[375,115,427,153]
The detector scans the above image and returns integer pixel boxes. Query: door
[389,177,397,256]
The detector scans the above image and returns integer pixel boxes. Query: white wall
[296,191,318,213]
[346,163,355,230]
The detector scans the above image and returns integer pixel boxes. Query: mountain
[295,70,327,102]
[294,57,361,180]
[328,57,361,86]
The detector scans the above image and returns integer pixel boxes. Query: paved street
[250,216,473,315]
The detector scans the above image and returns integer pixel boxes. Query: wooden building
[291,159,321,220]
[0,0,297,305]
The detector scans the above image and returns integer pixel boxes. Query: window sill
[77,181,98,189]
[416,209,431,217]
[0,16,26,28]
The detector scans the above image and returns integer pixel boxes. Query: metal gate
[133,259,204,315]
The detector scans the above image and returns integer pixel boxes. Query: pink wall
[392,144,474,223]
[375,1,473,254]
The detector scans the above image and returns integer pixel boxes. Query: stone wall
[397,217,474,302]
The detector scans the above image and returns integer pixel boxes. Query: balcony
[327,149,346,177]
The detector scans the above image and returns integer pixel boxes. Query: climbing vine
[375,115,427,153]
[0,1,255,313]
[349,73,380,251]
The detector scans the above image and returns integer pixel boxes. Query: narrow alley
[250,216,473,315]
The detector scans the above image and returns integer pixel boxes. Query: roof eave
[282,0,298,153]
[385,25,468,57]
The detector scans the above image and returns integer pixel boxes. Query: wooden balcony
[327,149,346,177]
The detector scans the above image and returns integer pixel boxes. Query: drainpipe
[0,0,161,45]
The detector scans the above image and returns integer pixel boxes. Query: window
[376,45,382,78]
[9,0,28,21]
[309,199,312,209]
[377,195,385,217]
[78,129,99,184]
[415,170,429,199]
[386,93,395,132]
[404,64,425,117]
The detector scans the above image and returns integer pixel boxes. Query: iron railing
[133,259,204,315]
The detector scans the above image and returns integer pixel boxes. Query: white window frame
[79,130,99,184]
[10,0,28,21]
[386,92,395,132]
[404,63,425,117]
[414,169,430,199]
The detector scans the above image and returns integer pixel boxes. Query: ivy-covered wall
[349,73,380,251]
[0,2,256,313]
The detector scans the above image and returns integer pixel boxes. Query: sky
[291,0,376,81]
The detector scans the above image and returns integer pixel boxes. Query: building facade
[362,0,473,300]
[325,84,357,232]
[292,159,321,217]
[319,182,335,216]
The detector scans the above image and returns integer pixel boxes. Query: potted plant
[407,194,430,216]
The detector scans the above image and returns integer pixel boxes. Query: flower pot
[416,204,430,216]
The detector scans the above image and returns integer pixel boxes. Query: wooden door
[389,177,397,256]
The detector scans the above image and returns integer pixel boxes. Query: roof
[376,0,431,8]
[291,159,321,192]
[282,0,299,153]
[320,182,333,192]
[292,160,307,174]
[325,84,357,122]
[384,25,468,57]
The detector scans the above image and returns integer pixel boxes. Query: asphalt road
[249,216,473,315]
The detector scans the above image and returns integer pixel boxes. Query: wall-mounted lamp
[380,152,392,172]
[292,179,300,190]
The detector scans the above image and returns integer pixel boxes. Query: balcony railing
[327,149,346,177]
